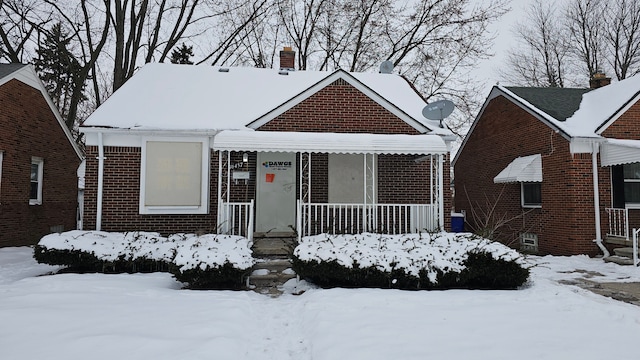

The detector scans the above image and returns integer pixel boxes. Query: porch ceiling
[601,139,640,166]
[212,130,448,155]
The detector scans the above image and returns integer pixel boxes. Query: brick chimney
[279,47,295,71]
[589,71,611,89]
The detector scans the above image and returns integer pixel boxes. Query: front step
[604,255,636,266]
[247,257,297,296]
[604,247,639,266]
[252,237,297,257]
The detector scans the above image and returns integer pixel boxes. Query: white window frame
[30,157,44,205]
[139,137,210,215]
[521,182,541,208]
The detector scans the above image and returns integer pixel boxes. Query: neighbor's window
[623,163,640,204]
[0,151,3,198]
[139,139,209,214]
[521,182,541,208]
[30,157,44,205]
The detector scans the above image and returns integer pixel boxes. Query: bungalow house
[79,49,456,242]
[454,72,640,259]
[0,63,83,247]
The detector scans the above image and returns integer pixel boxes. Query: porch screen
[144,141,202,206]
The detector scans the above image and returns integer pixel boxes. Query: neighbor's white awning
[494,154,542,183]
[601,139,640,167]
[212,130,448,155]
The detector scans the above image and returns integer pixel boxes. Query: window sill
[29,200,42,206]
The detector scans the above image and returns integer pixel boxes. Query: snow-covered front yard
[1,237,640,359]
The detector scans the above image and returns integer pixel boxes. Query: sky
[2,232,640,359]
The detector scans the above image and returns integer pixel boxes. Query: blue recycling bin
[451,212,465,233]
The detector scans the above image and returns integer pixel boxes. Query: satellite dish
[379,61,394,74]
[422,99,455,128]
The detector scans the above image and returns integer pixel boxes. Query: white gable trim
[246,70,430,133]
[494,154,543,183]
[595,90,640,135]
[1,65,83,160]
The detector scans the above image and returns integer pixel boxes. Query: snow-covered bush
[292,232,529,290]
[35,231,255,288]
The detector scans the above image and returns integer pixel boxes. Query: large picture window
[521,182,541,208]
[140,139,209,214]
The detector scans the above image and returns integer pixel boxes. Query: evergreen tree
[170,43,194,64]
[33,23,85,129]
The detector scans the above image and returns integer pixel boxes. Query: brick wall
[455,95,601,255]
[83,78,452,233]
[0,79,80,246]
[83,146,219,234]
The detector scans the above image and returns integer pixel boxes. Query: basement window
[139,138,209,214]
[520,233,538,253]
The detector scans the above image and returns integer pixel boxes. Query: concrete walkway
[561,279,640,306]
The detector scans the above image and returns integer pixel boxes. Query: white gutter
[96,132,105,231]
[591,142,609,257]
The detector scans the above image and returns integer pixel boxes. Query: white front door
[256,152,297,234]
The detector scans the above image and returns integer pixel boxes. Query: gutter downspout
[591,142,609,257]
[96,132,105,231]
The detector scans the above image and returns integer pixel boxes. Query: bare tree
[605,0,640,79]
[503,0,573,87]
[277,0,330,70]
[0,0,52,63]
[566,0,606,78]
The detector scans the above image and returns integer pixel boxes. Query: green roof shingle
[505,86,592,121]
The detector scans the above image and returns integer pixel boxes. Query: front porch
[212,131,449,243]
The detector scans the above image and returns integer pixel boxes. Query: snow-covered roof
[81,63,450,135]
[213,130,448,155]
[497,74,640,138]
[564,74,640,136]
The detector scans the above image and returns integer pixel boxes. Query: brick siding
[0,79,81,246]
[455,95,606,256]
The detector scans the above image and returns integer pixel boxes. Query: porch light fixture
[242,153,249,163]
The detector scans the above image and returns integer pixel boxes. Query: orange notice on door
[265,173,275,183]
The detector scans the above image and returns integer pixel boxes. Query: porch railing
[218,200,254,242]
[297,201,437,239]
[605,207,628,240]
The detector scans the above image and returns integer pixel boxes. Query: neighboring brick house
[0,64,83,247]
[454,73,640,257]
[79,50,455,241]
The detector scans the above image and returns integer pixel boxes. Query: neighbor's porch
[212,130,449,242]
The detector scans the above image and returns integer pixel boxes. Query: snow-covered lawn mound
[294,232,528,289]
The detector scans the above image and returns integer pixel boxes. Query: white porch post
[363,153,368,231]
[216,150,223,233]
[96,132,105,231]
[438,154,445,230]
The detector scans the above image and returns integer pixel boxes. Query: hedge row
[292,250,529,290]
[33,246,248,290]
